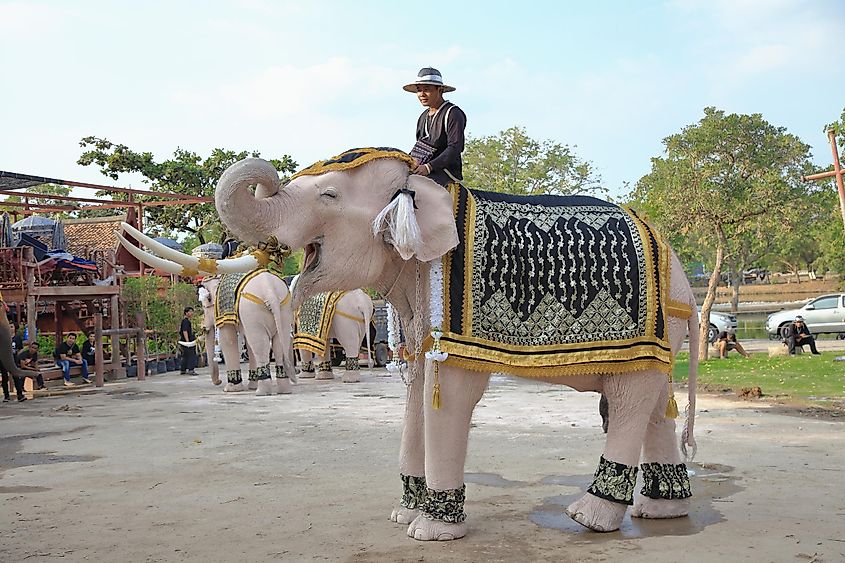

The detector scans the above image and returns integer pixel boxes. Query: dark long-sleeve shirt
[414,101,467,186]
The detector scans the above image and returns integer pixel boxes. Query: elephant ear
[372,176,458,262]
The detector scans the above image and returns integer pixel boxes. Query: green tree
[463,126,602,196]
[77,137,297,243]
[630,107,815,359]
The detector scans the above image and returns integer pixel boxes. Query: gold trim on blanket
[293,291,347,356]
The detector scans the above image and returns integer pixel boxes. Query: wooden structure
[804,128,845,230]
[0,170,212,385]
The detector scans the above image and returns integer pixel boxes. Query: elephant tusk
[215,255,259,273]
[121,222,202,270]
[121,222,259,274]
[115,231,193,275]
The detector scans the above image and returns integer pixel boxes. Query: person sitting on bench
[55,333,91,386]
[785,316,821,355]
[16,341,45,390]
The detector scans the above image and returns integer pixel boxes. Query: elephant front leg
[390,358,426,525]
[566,371,663,532]
[255,365,276,396]
[407,364,489,542]
[223,369,245,392]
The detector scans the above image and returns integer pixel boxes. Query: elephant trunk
[0,323,39,380]
[215,158,284,245]
[206,327,220,385]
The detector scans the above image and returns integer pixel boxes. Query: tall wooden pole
[94,313,105,387]
[828,129,845,232]
[136,311,146,381]
[804,129,845,231]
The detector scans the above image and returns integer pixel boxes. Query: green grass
[673,352,845,404]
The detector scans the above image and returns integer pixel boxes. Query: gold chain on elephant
[404,262,424,387]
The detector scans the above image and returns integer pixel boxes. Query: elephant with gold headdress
[116,226,296,395]
[145,147,700,541]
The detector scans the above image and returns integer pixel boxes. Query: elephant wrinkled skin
[214,156,699,541]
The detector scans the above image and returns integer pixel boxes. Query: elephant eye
[320,187,338,200]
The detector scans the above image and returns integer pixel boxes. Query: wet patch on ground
[0,426,98,478]
[0,485,51,493]
[106,389,166,400]
[529,462,741,539]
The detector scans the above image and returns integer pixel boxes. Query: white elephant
[161,148,700,542]
[115,226,295,396]
[293,286,374,384]
[197,272,296,395]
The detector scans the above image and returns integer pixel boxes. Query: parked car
[698,308,738,343]
[765,294,845,339]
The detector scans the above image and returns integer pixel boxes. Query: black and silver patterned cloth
[438,184,672,377]
[293,291,347,356]
[213,269,275,328]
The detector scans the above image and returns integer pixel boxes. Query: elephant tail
[681,291,698,462]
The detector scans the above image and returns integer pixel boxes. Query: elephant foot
[407,514,467,541]
[315,371,334,380]
[341,372,359,383]
[298,371,315,379]
[275,378,293,394]
[565,493,627,532]
[389,506,419,525]
[247,380,258,390]
[223,382,245,393]
[255,379,275,396]
[211,375,222,386]
[631,494,690,519]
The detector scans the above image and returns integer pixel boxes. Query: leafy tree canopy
[77,136,297,244]
[463,126,603,196]
[630,107,815,358]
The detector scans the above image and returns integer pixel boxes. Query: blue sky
[1,0,843,199]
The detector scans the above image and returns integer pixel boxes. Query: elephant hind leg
[631,382,691,519]
[566,370,664,532]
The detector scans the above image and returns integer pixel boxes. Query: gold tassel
[665,396,679,419]
[665,353,678,418]
[432,361,441,410]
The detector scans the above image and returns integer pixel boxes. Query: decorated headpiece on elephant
[290,277,374,384]
[116,225,295,396]
[213,147,699,541]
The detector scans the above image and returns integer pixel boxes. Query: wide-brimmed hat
[403,67,456,93]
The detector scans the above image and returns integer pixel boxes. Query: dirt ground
[1,365,843,563]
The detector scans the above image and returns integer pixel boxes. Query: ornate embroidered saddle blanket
[437,185,672,377]
[293,291,347,356]
[214,269,278,328]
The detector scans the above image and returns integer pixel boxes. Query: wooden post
[109,294,124,378]
[827,129,845,232]
[94,313,105,387]
[55,301,64,347]
[136,311,146,381]
[26,295,36,346]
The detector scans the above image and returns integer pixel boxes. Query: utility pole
[804,128,845,231]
